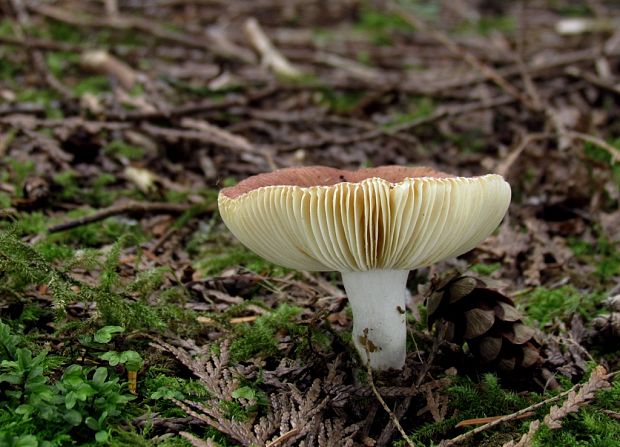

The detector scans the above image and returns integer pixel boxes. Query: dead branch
[0,34,84,52]
[48,200,195,233]
[81,50,139,90]
[27,2,256,64]
[390,2,536,110]
[243,17,302,78]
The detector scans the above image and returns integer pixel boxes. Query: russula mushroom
[218,166,511,370]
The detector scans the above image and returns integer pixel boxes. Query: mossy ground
[1,0,619,446]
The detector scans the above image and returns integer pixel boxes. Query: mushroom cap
[218,166,511,272]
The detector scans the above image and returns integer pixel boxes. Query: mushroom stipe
[218,165,511,370]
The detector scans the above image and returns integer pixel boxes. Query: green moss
[522,286,604,327]
[447,130,488,153]
[16,88,59,105]
[354,7,414,45]
[0,192,11,208]
[569,235,620,283]
[73,75,110,95]
[229,304,304,362]
[193,230,289,277]
[104,140,146,161]
[405,373,534,445]
[46,52,79,78]
[1,212,47,235]
[54,171,119,207]
[54,170,81,201]
[534,377,620,446]
[470,262,501,276]
[57,209,146,247]
[382,97,436,129]
[8,159,35,196]
[317,88,366,113]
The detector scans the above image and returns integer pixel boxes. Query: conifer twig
[363,330,415,447]
[440,366,612,446]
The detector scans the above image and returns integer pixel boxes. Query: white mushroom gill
[219,174,511,370]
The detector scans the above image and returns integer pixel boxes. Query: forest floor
[0,1,619,446]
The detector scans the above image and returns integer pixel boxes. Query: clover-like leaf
[94,326,125,344]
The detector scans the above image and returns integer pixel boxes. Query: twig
[81,50,139,90]
[364,339,416,447]
[455,411,535,428]
[389,1,536,110]
[565,66,620,96]
[179,431,217,447]
[377,330,443,445]
[48,201,193,233]
[28,2,255,64]
[140,122,264,155]
[243,17,301,78]
[418,46,620,95]
[496,133,552,177]
[0,103,46,116]
[568,130,620,163]
[0,34,84,52]
[501,420,540,447]
[265,428,301,447]
[439,366,612,446]
[277,94,516,151]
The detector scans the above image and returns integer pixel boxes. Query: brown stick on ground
[28,2,256,64]
[389,2,537,110]
[438,366,612,447]
[0,35,84,52]
[48,201,193,233]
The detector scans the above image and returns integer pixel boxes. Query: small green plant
[0,322,136,445]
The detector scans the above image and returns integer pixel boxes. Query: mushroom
[218,166,511,370]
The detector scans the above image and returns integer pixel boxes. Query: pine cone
[427,273,541,372]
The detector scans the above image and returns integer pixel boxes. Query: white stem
[341,269,409,371]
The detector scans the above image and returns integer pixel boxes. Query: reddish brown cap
[218,165,511,272]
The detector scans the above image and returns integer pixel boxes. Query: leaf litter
[0,0,619,446]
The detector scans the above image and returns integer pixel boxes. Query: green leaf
[95,431,109,443]
[75,383,96,400]
[65,391,77,409]
[14,435,38,447]
[63,374,85,387]
[63,364,83,378]
[64,409,83,426]
[85,416,100,430]
[232,386,256,400]
[0,372,22,384]
[121,350,143,371]
[100,351,122,366]
[15,404,34,415]
[150,387,184,400]
[92,366,108,386]
[94,326,125,343]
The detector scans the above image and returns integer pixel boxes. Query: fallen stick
[48,201,192,233]
[244,17,302,78]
